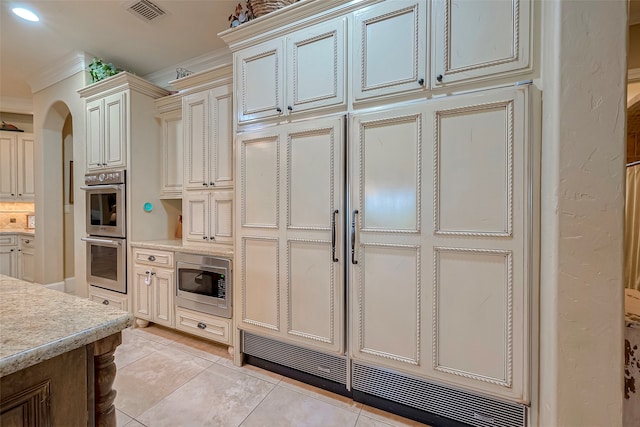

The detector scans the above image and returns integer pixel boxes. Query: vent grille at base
[352,363,527,427]
[243,332,346,384]
[127,0,166,21]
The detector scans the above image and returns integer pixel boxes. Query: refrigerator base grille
[352,362,527,427]
[242,331,347,385]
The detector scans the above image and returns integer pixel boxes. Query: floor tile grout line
[236,379,280,427]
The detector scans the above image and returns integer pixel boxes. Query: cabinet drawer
[19,236,34,249]
[89,287,128,311]
[0,235,17,246]
[132,248,174,268]
[175,307,231,345]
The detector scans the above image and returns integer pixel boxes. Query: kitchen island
[0,275,133,426]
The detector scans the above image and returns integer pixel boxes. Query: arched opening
[38,101,74,292]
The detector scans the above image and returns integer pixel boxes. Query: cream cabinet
[85,92,126,170]
[182,76,234,247]
[183,190,233,245]
[350,86,532,403]
[353,0,427,101]
[0,235,18,278]
[235,16,346,124]
[155,93,183,198]
[0,132,35,201]
[88,285,129,311]
[18,235,35,282]
[236,117,345,354]
[432,0,531,87]
[131,248,174,328]
[175,306,232,346]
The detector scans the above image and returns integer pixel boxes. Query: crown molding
[77,71,170,100]
[0,97,34,115]
[143,48,232,90]
[28,51,93,94]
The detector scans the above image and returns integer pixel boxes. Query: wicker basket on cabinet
[249,0,297,18]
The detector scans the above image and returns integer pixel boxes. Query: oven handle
[81,237,122,246]
[80,184,123,191]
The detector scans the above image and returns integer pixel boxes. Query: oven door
[176,262,231,317]
[82,184,126,238]
[82,236,126,293]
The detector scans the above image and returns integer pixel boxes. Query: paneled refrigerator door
[236,116,346,354]
[350,85,533,404]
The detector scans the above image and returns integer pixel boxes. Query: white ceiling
[0,0,239,114]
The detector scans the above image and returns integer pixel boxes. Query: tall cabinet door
[103,92,127,168]
[184,91,210,189]
[432,0,531,87]
[236,117,345,354]
[350,86,533,403]
[350,105,429,375]
[17,134,35,199]
[0,135,15,198]
[86,99,104,170]
[210,85,234,188]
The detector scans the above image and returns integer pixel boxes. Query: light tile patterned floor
[114,325,431,427]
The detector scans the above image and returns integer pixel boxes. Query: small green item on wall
[87,58,122,83]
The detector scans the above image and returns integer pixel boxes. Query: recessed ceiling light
[12,7,40,22]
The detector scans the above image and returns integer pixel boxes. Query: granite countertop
[0,275,134,377]
[0,228,35,236]
[130,239,234,258]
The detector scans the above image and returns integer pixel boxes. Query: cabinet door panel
[184,192,208,243]
[184,92,210,189]
[236,40,284,123]
[287,18,346,113]
[133,266,152,320]
[211,86,234,186]
[0,135,15,198]
[161,113,183,196]
[104,92,126,168]
[154,269,174,327]
[241,237,280,331]
[0,246,17,278]
[353,0,427,101]
[86,99,103,170]
[240,133,279,228]
[432,0,531,86]
[17,134,35,199]
[211,190,233,244]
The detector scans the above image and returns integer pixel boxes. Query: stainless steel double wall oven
[81,170,127,293]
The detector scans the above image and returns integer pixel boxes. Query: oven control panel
[84,169,125,185]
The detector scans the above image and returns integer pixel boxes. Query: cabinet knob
[25,240,30,244]
[418,78,424,86]
[276,107,282,113]
[209,182,215,186]
[287,106,293,111]
[203,236,208,240]
[210,236,215,240]
[11,193,14,196]
[10,249,13,252]
[197,322,207,330]
[148,255,156,261]
[18,249,21,252]
[102,300,110,305]
[18,194,22,196]
[202,183,207,186]
[436,74,443,82]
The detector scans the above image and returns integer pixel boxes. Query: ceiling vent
[127,0,166,22]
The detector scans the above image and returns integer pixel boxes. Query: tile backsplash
[0,202,35,229]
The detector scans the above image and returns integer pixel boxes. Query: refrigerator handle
[351,210,359,264]
[332,209,339,262]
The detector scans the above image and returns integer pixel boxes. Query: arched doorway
[38,101,74,292]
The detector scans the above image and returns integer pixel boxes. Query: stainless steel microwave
[175,253,232,318]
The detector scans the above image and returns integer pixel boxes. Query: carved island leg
[92,333,122,427]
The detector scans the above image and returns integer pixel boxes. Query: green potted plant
[87,58,122,83]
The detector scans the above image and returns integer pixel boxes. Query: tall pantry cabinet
[221,0,536,425]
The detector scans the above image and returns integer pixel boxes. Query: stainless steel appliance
[175,253,232,318]
[81,236,127,293]
[81,170,126,238]
[81,169,127,293]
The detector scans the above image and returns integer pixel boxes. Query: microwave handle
[81,237,122,246]
[80,184,123,191]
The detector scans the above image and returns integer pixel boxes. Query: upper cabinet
[155,93,183,199]
[432,0,531,87]
[79,72,170,172]
[235,16,347,124]
[353,0,427,101]
[0,132,35,201]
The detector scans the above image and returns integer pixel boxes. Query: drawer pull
[197,322,207,330]
[102,299,110,305]
[148,255,156,261]
[25,240,30,244]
